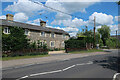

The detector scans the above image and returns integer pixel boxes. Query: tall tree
[97,25,110,45]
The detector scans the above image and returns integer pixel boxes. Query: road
[2,50,119,80]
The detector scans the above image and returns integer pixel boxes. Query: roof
[0,19,69,35]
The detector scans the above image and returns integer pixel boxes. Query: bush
[29,41,37,49]
[65,39,86,49]
[106,38,117,48]
[43,43,48,50]
[65,39,86,52]
[2,27,30,52]
[2,54,8,57]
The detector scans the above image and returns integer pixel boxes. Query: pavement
[2,49,120,80]
[2,50,111,69]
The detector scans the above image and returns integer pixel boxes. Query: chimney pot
[6,14,14,21]
[40,20,46,27]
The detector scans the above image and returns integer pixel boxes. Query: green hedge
[65,40,86,49]
[65,37,94,52]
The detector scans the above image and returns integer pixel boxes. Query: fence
[2,48,48,57]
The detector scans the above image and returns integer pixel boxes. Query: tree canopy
[97,25,110,45]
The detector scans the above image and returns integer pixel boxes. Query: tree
[97,25,110,45]
[76,28,93,37]
[106,37,117,48]
[2,27,30,52]
[117,0,120,5]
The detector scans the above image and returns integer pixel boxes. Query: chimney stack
[6,14,14,21]
[40,20,46,27]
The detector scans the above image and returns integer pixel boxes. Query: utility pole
[94,16,96,48]
[116,30,118,48]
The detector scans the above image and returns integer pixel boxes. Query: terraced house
[1,14,70,49]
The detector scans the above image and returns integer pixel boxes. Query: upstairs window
[3,27,10,34]
[51,33,55,38]
[63,34,66,38]
[41,32,45,37]
[25,29,29,35]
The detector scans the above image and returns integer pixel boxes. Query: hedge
[65,37,94,52]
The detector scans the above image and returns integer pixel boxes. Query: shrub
[43,43,48,49]
[65,39,86,49]
[29,41,37,49]
[2,54,8,57]
[2,27,30,52]
[106,38,117,48]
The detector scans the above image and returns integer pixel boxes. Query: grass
[2,54,50,61]
[69,49,104,54]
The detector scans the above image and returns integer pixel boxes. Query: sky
[0,0,120,37]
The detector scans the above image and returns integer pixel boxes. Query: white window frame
[50,41,55,47]
[3,27,10,34]
[25,29,30,35]
[51,33,55,38]
[40,32,45,37]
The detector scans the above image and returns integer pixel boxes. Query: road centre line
[16,61,93,80]
[62,65,76,71]
[16,76,28,80]
[30,70,62,77]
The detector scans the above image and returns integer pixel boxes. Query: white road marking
[76,63,86,66]
[63,59,70,61]
[76,61,93,65]
[30,70,62,77]
[16,61,93,79]
[62,65,76,71]
[16,76,28,80]
[86,61,93,64]
[113,73,120,80]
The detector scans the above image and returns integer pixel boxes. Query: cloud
[0,15,6,19]
[47,25,79,36]
[89,12,114,25]
[4,0,44,16]
[26,18,40,25]
[96,25,118,35]
[115,16,120,22]
[14,12,28,22]
[109,25,118,35]
[45,0,101,13]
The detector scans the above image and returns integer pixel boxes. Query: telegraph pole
[94,16,96,48]
[116,30,118,48]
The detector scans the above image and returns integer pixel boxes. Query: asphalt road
[2,50,119,80]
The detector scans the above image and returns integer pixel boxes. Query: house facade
[1,14,70,49]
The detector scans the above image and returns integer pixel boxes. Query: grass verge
[2,54,50,61]
[69,49,104,54]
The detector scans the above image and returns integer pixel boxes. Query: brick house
[1,14,70,49]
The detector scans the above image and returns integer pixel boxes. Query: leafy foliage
[118,1,120,5]
[106,37,117,48]
[2,27,48,57]
[97,25,110,45]
[65,39,86,49]
[2,27,30,52]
